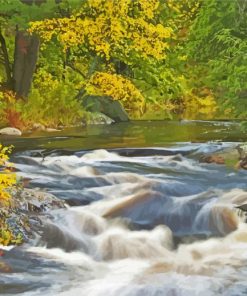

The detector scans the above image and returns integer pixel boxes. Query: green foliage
[0,0,81,28]
[187,0,247,118]
[0,72,86,129]
[0,0,86,129]
[23,69,86,128]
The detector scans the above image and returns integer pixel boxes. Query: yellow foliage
[182,91,218,119]
[29,0,172,61]
[0,90,15,121]
[166,0,200,24]
[22,69,85,127]
[0,225,23,246]
[0,228,12,246]
[0,145,23,246]
[33,69,59,92]
[0,144,16,203]
[0,90,16,104]
[85,72,145,117]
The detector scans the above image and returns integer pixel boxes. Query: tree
[187,0,247,118]
[0,0,76,98]
[29,0,173,116]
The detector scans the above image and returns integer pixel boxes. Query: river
[1,120,247,296]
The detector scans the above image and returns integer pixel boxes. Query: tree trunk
[0,31,13,89]
[13,30,39,99]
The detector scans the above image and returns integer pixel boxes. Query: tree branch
[66,62,86,79]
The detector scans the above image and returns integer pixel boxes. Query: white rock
[0,127,22,136]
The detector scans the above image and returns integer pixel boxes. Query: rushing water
[2,121,247,296]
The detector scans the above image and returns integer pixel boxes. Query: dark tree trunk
[13,30,39,99]
[0,31,13,89]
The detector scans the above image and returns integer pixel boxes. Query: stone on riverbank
[32,123,61,132]
[0,127,22,136]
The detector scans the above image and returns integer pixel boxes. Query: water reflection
[0,120,244,152]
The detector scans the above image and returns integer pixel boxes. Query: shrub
[0,144,16,203]
[0,69,87,129]
[0,144,22,246]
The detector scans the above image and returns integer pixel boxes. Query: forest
[0,0,246,130]
[2,2,247,295]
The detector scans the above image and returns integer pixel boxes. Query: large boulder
[82,95,129,122]
[0,127,22,136]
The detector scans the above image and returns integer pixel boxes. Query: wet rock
[103,191,154,219]
[40,222,93,252]
[236,204,247,212]
[102,190,171,231]
[198,146,242,168]
[235,159,247,170]
[16,188,66,212]
[200,154,225,165]
[208,205,238,236]
[235,204,247,221]
[0,189,67,246]
[0,127,22,136]
[236,144,247,159]
[235,144,247,169]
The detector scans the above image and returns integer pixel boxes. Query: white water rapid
[2,142,247,296]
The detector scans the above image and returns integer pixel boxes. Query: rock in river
[0,188,66,246]
[200,154,225,165]
[16,188,66,212]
